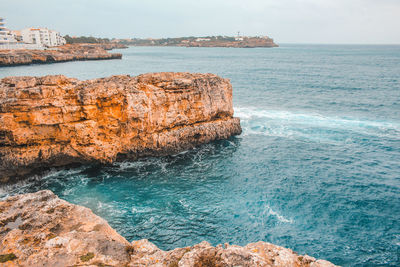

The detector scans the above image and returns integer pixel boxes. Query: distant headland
[112,35,279,48]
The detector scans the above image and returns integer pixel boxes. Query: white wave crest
[265,205,294,224]
[235,106,400,142]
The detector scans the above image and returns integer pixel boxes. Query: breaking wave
[235,107,400,143]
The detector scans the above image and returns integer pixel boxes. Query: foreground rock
[0,190,338,266]
[0,72,241,182]
[0,43,123,66]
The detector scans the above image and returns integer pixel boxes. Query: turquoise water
[1,45,400,266]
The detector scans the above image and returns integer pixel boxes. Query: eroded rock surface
[0,72,241,182]
[0,43,123,66]
[0,190,338,267]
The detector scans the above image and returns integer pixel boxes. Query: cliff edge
[0,190,338,266]
[0,72,241,182]
[0,43,123,66]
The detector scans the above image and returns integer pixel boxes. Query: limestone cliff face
[0,44,122,66]
[0,72,241,182]
[0,190,338,267]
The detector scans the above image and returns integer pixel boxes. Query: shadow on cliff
[83,136,242,184]
[0,137,242,199]
[0,137,241,199]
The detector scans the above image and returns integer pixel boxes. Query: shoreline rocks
[0,72,241,183]
[0,190,338,266]
[0,43,124,66]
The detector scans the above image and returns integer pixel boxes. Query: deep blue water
[1,45,400,266]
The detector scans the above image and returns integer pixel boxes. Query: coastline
[0,70,339,266]
[116,36,279,48]
[0,190,337,266]
[1,44,396,265]
[0,43,126,67]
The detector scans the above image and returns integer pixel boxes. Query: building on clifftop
[20,27,66,47]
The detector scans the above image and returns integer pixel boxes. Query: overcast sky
[2,0,400,44]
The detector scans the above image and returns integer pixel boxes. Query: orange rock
[0,72,242,182]
[0,190,338,267]
[0,43,122,66]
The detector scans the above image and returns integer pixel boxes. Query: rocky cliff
[0,190,337,267]
[0,72,241,182]
[186,37,279,48]
[0,44,123,66]
[96,43,128,50]
[117,36,278,48]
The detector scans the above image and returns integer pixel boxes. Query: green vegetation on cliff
[115,35,278,48]
[64,35,111,44]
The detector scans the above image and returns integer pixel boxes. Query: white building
[195,38,211,42]
[0,17,18,45]
[21,28,66,47]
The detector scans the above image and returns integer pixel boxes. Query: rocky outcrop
[117,36,279,48]
[96,43,128,50]
[0,72,241,182]
[0,43,122,66]
[186,37,279,48]
[0,190,338,267]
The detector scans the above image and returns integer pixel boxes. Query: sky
[2,0,400,44]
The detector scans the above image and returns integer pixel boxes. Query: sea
[1,44,399,266]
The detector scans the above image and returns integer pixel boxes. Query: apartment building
[21,27,66,47]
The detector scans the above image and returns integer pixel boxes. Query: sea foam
[235,106,400,143]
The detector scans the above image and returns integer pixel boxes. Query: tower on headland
[235,31,244,41]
